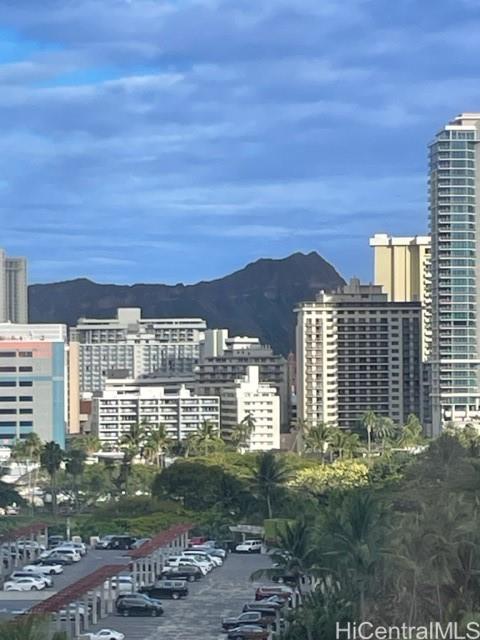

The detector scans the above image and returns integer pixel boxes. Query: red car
[255,586,293,602]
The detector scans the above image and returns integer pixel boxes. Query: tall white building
[221,366,280,451]
[296,279,422,430]
[430,113,480,430]
[92,381,220,448]
[0,250,28,324]
[70,308,207,393]
[0,323,67,446]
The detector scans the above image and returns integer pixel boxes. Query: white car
[166,555,208,576]
[235,539,263,553]
[84,630,125,640]
[23,563,63,576]
[9,570,52,588]
[179,554,213,573]
[183,549,222,567]
[104,575,134,593]
[60,541,87,556]
[4,576,46,591]
[41,547,81,562]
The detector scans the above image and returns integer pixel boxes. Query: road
[87,552,270,640]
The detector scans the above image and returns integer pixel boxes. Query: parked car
[23,562,63,577]
[4,576,46,591]
[39,553,73,565]
[182,549,222,567]
[166,555,209,576]
[83,629,125,640]
[97,535,137,550]
[9,570,52,588]
[222,611,266,630]
[105,575,134,593]
[140,579,188,600]
[242,601,283,614]
[59,605,87,621]
[115,594,163,617]
[60,541,87,556]
[131,538,151,549]
[40,547,81,562]
[160,565,202,582]
[47,535,65,549]
[191,544,227,560]
[235,540,263,554]
[188,536,207,546]
[255,586,293,602]
[226,625,269,639]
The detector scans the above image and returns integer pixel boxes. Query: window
[0,381,15,387]
[19,396,33,402]
[18,352,32,358]
[0,397,16,402]
[19,381,32,387]
[19,408,32,415]
[19,421,33,427]
[0,409,15,414]
[0,367,15,373]
[0,421,16,427]
[19,366,33,373]
[0,352,15,358]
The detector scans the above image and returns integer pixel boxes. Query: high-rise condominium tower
[370,234,431,360]
[0,250,28,324]
[430,113,480,431]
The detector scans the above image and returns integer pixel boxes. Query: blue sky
[1,0,480,284]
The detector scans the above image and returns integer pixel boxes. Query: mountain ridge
[28,251,345,354]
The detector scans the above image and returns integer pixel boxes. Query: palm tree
[251,519,316,594]
[40,442,64,516]
[71,434,101,455]
[397,414,424,448]
[120,421,146,457]
[304,423,333,462]
[11,433,42,511]
[65,448,87,512]
[250,451,291,518]
[144,425,171,468]
[361,410,377,460]
[373,416,396,452]
[231,414,256,451]
[322,491,386,619]
[193,420,222,456]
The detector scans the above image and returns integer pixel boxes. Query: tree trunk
[266,491,273,519]
[51,471,57,517]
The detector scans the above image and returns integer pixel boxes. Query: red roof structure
[0,522,48,544]
[128,523,191,559]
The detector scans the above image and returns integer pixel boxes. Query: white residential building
[221,366,280,451]
[70,308,207,393]
[0,250,28,324]
[92,381,220,447]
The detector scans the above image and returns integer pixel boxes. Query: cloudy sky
[1,0,479,284]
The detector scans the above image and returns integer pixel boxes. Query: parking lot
[86,552,269,640]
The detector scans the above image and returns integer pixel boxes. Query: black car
[116,594,163,617]
[140,579,188,600]
[42,554,74,565]
[242,602,283,615]
[222,611,267,630]
[160,566,202,582]
[104,535,137,550]
[47,536,65,549]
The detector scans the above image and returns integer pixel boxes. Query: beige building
[221,366,280,451]
[296,279,422,430]
[369,234,431,360]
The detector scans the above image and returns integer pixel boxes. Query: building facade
[296,279,422,430]
[370,234,431,360]
[70,308,207,393]
[0,324,66,446]
[0,250,28,324]
[196,329,289,430]
[221,366,280,451]
[430,113,480,431]
[92,381,220,448]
